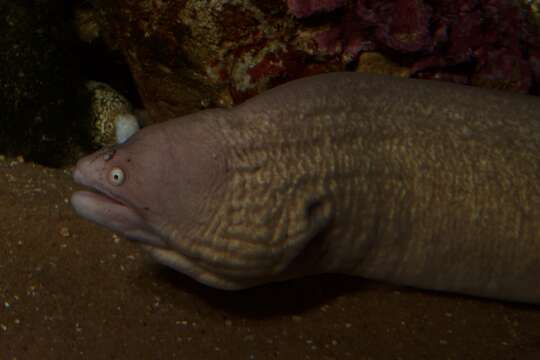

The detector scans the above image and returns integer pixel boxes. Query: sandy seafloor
[0,156,539,360]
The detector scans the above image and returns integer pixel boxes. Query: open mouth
[70,179,138,238]
[74,189,126,207]
[70,150,168,249]
[70,170,167,248]
[72,167,127,207]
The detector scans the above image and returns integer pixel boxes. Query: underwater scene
[1,0,540,359]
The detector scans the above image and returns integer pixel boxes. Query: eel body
[71,73,540,304]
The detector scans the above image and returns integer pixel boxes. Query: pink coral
[472,47,532,92]
[313,10,375,60]
[284,0,540,94]
[287,0,346,18]
[375,0,433,53]
[355,0,433,53]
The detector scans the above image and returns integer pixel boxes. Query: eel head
[71,119,226,250]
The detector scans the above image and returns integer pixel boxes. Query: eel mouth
[70,168,167,248]
[72,167,128,207]
[70,166,135,231]
[70,187,133,228]
[72,189,126,208]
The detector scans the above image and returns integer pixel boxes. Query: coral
[228,39,341,102]
[299,0,540,92]
[356,52,410,77]
[92,0,540,119]
[287,0,346,17]
[471,48,532,92]
[362,0,434,53]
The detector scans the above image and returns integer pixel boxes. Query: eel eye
[108,167,125,186]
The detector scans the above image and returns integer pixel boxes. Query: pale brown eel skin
[71,72,540,304]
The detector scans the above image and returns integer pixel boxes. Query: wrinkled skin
[72,73,540,304]
[72,116,229,283]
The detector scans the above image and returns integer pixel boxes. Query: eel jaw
[70,188,166,248]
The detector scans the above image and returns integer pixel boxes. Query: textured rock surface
[92,0,540,123]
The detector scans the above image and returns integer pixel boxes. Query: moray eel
[71,73,540,304]
[85,81,140,147]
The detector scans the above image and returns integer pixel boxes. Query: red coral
[313,10,375,59]
[314,26,344,54]
[375,0,433,53]
[284,0,539,93]
[472,47,532,92]
[287,0,346,18]
[230,43,332,102]
[311,0,439,58]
